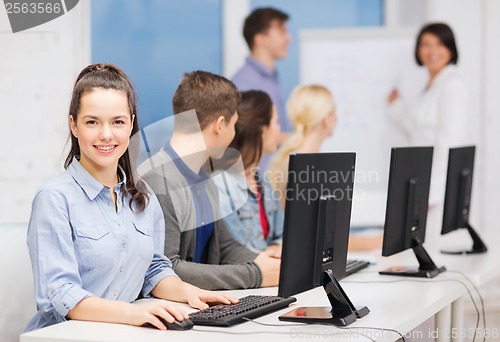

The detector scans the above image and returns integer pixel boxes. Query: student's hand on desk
[185,288,239,310]
[132,300,189,330]
[254,249,281,287]
[348,234,383,251]
[264,244,282,258]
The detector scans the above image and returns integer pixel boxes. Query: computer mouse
[158,317,194,331]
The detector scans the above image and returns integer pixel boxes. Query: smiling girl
[25,64,237,332]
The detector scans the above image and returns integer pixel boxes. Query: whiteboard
[300,27,428,226]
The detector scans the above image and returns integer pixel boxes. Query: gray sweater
[139,149,262,290]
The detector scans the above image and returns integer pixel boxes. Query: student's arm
[27,189,93,326]
[217,221,281,287]
[27,189,184,330]
[142,192,238,306]
[150,276,238,309]
[144,172,263,290]
[217,218,259,263]
[70,192,237,329]
[67,296,188,330]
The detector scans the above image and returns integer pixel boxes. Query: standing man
[232,7,292,150]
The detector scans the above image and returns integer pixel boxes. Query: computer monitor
[380,147,446,278]
[277,152,369,326]
[441,146,487,254]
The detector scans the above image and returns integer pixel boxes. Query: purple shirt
[232,57,290,132]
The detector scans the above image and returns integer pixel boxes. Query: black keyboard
[345,259,370,277]
[188,295,297,326]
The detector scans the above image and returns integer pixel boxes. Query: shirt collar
[246,56,277,78]
[162,142,208,185]
[68,157,127,200]
[433,64,456,84]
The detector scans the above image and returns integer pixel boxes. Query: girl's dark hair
[415,23,458,66]
[231,90,273,169]
[64,63,149,212]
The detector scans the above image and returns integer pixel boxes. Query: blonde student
[25,64,236,332]
[268,84,336,208]
[268,84,382,251]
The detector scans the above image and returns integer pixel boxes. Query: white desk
[20,269,467,342]
[20,230,500,342]
[352,229,500,342]
[433,230,500,342]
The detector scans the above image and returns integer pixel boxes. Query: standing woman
[26,64,236,331]
[387,23,472,239]
[220,90,284,254]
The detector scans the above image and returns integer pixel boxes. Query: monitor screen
[278,152,355,298]
[380,147,445,278]
[277,152,370,325]
[440,146,486,254]
[442,146,475,234]
[381,147,432,256]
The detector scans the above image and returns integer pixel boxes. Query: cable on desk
[190,317,404,342]
[241,317,405,342]
[343,278,480,342]
[448,270,486,342]
[336,325,405,342]
[191,327,303,336]
[192,323,375,341]
[241,317,378,342]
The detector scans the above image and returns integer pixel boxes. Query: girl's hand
[130,300,189,330]
[186,288,239,310]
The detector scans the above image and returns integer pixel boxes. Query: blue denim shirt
[219,171,284,253]
[25,158,177,331]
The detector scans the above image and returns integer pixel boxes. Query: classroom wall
[91,0,223,128]
[481,0,500,238]
[0,2,90,223]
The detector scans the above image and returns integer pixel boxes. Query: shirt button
[118,223,121,227]
[120,267,124,272]
[114,291,118,297]
[122,243,127,249]
[201,221,205,225]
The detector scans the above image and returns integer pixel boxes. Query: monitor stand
[441,223,487,254]
[380,237,446,278]
[278,269,369,326]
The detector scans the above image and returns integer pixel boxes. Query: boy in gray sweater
[139,71,280,290]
